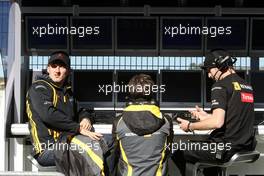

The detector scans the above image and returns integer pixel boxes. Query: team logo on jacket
[241,92,254,103]
[232,82,241,90]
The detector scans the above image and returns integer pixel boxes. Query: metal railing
[29,56,250,71]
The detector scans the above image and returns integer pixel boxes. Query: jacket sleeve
[104,115,121,175]
[78,107,95,124]
[164,114,174,155]
[28,83,80,133]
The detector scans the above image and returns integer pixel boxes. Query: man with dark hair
[174,49,256,175]
[128,73,155,100]
[109,73,173,176]
[26,51,104,174]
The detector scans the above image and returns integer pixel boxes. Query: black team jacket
[26,74,94,157]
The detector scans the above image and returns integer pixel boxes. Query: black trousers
[172,149,221,176]
[36,148,56,166]
[171,141,233,176]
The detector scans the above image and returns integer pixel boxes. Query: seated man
[109,74,173,176]
[26,51,104,175]
[174,49,256,176]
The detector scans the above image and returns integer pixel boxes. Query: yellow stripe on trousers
[119,140,133,176]
[71,137,105,176]
[156,139,167,176]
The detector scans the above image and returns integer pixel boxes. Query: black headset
[211,49,237,71]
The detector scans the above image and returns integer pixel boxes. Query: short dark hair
[128,74,154,99]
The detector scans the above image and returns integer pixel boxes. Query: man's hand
[80,118,92,131]
[177,118,190,132]
[80,128,103,141]
[189,105,209,121]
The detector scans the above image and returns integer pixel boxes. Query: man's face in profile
[47,61,69,85]
[207,67,221,81]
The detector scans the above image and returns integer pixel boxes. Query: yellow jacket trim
[52,130,60,141]
[119,140,133,176]
[33,80,58,107]
[124,105,162,119]
[26,99,42,154]
[156,139,167,176]
[71,137,105,176]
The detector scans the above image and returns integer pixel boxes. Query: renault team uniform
[209,73,256,159]
[26,74,92,158]
[111,103,173,176]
